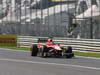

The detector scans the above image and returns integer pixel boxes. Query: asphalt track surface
[0,48,100,75]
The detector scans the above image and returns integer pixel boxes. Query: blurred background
[0,0,100,39]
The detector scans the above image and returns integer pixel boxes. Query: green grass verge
[0,46,100,58]
[0,46,30,51]
[74,51,100,58]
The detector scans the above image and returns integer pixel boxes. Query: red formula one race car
[30,37,74,58]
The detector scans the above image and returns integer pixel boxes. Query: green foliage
[0,34,17,47]
[0,35,17,38]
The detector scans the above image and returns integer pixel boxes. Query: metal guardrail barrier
[17,36,100,52]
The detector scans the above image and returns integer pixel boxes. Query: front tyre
[66,53,74,58]
[31,44,38,56]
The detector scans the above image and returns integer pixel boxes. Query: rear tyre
[31,44,38,56]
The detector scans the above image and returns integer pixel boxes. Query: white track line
[0,58,100,70]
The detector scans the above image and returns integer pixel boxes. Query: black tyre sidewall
[31,44,38,56]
